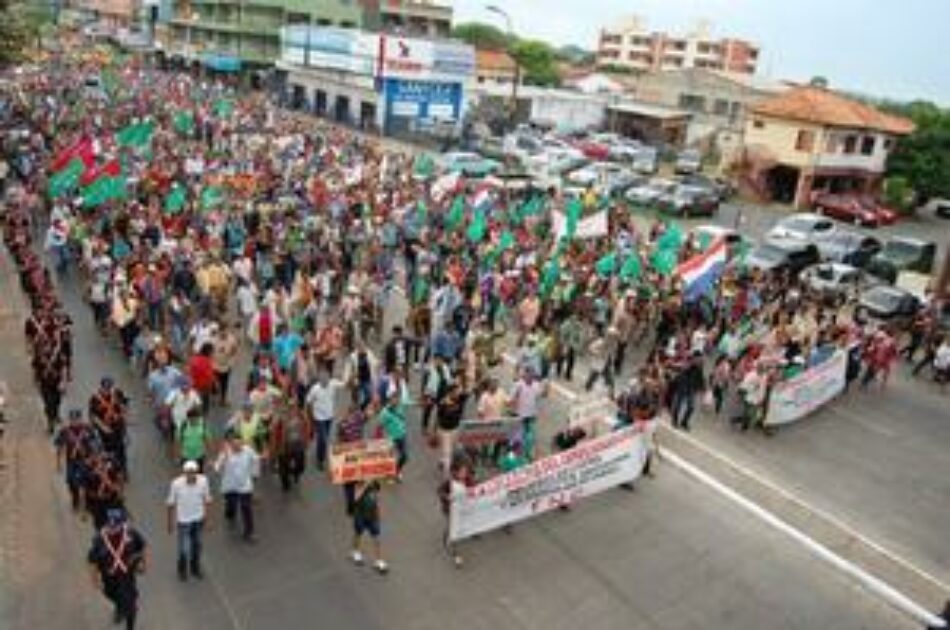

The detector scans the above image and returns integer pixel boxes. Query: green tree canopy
[452,22,511,50]
[884,100,950,204]
[510,39,560,87]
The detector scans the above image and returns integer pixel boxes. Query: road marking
[500,350,947,627]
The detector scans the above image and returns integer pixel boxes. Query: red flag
[50,137,95,173]
[80,159,121,187]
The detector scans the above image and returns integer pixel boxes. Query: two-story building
[739,86,914,207]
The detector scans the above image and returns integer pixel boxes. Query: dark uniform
[54,410,100,511]
[83,453,126,530]
[87,510,146,630]
[89,380,130,477]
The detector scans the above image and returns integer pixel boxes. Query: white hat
[182,460,199,473]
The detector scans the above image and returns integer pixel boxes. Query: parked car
[766,213,837,243]
[631,146,659,174]
[816,231,882,268]
[865,237,937,284]
[746,238,821,275]
[674,149,702,175]
[437,152,501,177]
[800,262,863,304]
[625,178,676,206]
[571,138,611,161]
[656,185,719,217]
[811,192,898,227]
[678,173,735,201]
[923,198,950,219]
[856,285,922,326]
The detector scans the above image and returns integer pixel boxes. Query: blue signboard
[383,78,462,122]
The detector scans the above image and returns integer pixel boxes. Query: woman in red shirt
[188,342,217,412]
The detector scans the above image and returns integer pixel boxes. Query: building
[605,101,690,147]
[470,83,608,133]
[168,0,363,71]
[277,26,474,135]
[474,50,520,87]
[373,0,452,38]
[77,0,138,26]
[596,16,759,75]
[562,71,632,95]
[738,86,914,207]
[626,67,787,157]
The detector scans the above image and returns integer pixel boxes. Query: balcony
[813,152,886,173]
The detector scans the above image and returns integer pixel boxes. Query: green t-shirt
[177,419,209,460]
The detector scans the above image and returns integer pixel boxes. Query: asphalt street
[0,243,928,630]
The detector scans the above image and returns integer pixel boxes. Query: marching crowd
[1,42,948,628]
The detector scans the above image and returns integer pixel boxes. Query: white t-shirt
[511,380,544,418]
[306,380,341,422]
[167,389,203,430]
[166,474,211,524]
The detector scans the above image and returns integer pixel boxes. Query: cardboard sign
[329,439,397,484]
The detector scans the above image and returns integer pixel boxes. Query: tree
[884,100,950,205]
[452,22,511,51]
[0,2,35,67]
[510,39,560,87]
[809,76,829,88]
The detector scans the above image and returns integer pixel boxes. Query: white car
[766,213,837,243]
[626,178,676,205]
[799,262,863,303]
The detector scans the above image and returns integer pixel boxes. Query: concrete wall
[743,114,826,168]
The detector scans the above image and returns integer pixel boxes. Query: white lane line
[499,350,947,627]
[662,448,946,628]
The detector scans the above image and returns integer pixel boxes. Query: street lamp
[485,4,519,132]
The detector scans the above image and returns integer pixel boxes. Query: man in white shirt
[305,371,344,470]
[166,383,203,433]
[166,460,212,580]
[215,432,259,542]
[509,368,547,460]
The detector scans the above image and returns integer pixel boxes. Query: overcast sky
[453,0,950,104]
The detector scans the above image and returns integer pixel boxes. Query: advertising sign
[384,78,462,121]
[765,350,847,426]
[329,439,397,484]
[448,429,648,541]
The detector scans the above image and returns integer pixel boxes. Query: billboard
[384,78,462,121]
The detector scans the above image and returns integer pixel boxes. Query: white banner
[449,428,647,541]
[765,350,847,426]
[551,209,609,241]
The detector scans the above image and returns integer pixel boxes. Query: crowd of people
[1,39,947,627]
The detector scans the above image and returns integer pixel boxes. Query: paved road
[1,254,924,630]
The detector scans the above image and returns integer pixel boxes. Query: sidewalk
[0,253,101,630]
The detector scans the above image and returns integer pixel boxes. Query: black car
[816,231,882,268]
[746,238,821,276]
[865,237,936,284]
[856,285,922,325]
[678,173,734,201]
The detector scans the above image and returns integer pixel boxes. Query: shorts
[353,516,381,538]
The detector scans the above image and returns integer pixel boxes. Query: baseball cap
[105,508,127,526]
[182,460,199,473]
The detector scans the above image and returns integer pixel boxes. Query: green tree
[884,100,950,205]
[0,1,36,67]
[452,22,511,51]
[510,39,560,87]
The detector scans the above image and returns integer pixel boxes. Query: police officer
[54,408,100,511]
[89,377,130,478]
[87,508,147,630]
[83,452,126,530]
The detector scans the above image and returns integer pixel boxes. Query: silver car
[799,262,863,304]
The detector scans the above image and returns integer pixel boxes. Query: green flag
[213,98,234,118]
[565,198,582,240]
[498,230,515,251]
[595,251,617,277]
[164,183,187,214]
[445,195,465,231]
[48,158,84,199]
[620,254,642,282]
[656,222,684,252]
[173,111,195,136]
[81,174,126,208]
[413,153,435,180]
[467,208,487,243]
[116,120,155,148]
[200,185,225,210]
[651,248,678,276]
[539,256,560,298]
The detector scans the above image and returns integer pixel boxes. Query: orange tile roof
[751,86,915,135]
[476,49,518,73]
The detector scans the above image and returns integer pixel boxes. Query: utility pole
[486,4,518,132]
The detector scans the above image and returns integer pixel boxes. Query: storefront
[277,26,474,136]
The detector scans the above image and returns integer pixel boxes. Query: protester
[166,460,212,581]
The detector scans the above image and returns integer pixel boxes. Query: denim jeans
[177,520,204,569]
[224,492,254,538]
[313,419,332,468]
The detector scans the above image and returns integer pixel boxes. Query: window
[843,135,857,154]
[883,138,895,151]
[861,136,876,155]
[795,130,815,152]
[678,94,706,112]
[713,99,729,116]
[753,119,765,129]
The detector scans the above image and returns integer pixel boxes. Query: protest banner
[567,398,618,435]
[449,428,647,541]
[551,208,609,241]
[456,416,521,448]
[329,439,397,484]
[765,350,847,426]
